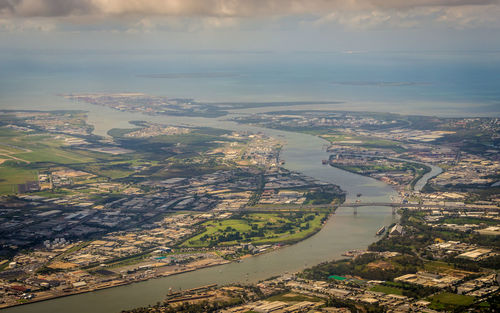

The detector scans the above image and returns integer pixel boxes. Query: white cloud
[0,0,499,32]
[435,4,500,28]
[308,4,500,30]
[0,17,56,31]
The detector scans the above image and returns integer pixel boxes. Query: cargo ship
[376,226,386,236]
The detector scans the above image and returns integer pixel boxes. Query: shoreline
[328,160,433,192]
[0,260,230,310]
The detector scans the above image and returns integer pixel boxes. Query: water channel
[3,103,439,313]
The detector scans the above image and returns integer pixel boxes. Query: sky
[1,0,500,52]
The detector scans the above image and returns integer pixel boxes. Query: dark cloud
[0,0,94,17]
[0,0,19,13]
[367,0,498,8]
[0,0,498,18]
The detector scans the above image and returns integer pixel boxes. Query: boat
[376,226,386,236]
[322,160,328,165]
[357,193,362,197]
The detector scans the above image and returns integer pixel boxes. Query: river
[3,103,438,313]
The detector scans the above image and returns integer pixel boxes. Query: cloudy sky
[1,0,499,51]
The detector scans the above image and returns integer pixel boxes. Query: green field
[423,260,455,272]
[0,130,97,163]
[106,126,235,179]
[369,285,405,296]
[267,292,322,302]
[81,161,138,179]
[0,129,105,194]
[428,292,475,310]
[442,217,498,226]
[181,211,327,248]
[318,133,405,152]
[0,117,240,194]
[0,163,38,194]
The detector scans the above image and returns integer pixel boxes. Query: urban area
[0,106,498,312]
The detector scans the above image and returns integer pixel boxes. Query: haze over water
[1,50,499,117]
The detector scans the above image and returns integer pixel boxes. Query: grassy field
[81,161,137,179]
[0,130,96,164]
[0,119,237,194]
[0,127,123,194]
[153,157,231,179]
[442,217,498,226]
[369,285,405,296]
[267,292,322,302]
[181,211,327,248]
[422,260,472,277]
[0,163,38,194]
[358,139,406,152]
[428,292,475,310]
[317,132,405,152]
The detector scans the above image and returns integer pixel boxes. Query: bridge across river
[340,202,498,211]
[341,202,414,208]
[245,202,497,212]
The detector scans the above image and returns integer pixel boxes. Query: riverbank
[0,259,230,310]
[0,106,397,313]
[0,207,341,311]
[0,201,343,311]
[328,159,432,192]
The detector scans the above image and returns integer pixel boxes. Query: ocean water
[0,49,499,116]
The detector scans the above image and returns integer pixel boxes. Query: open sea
[0,50,499,116]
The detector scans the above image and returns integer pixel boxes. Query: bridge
[340,202,414,208]
[340,202,498,210]
[243,202,497,215]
